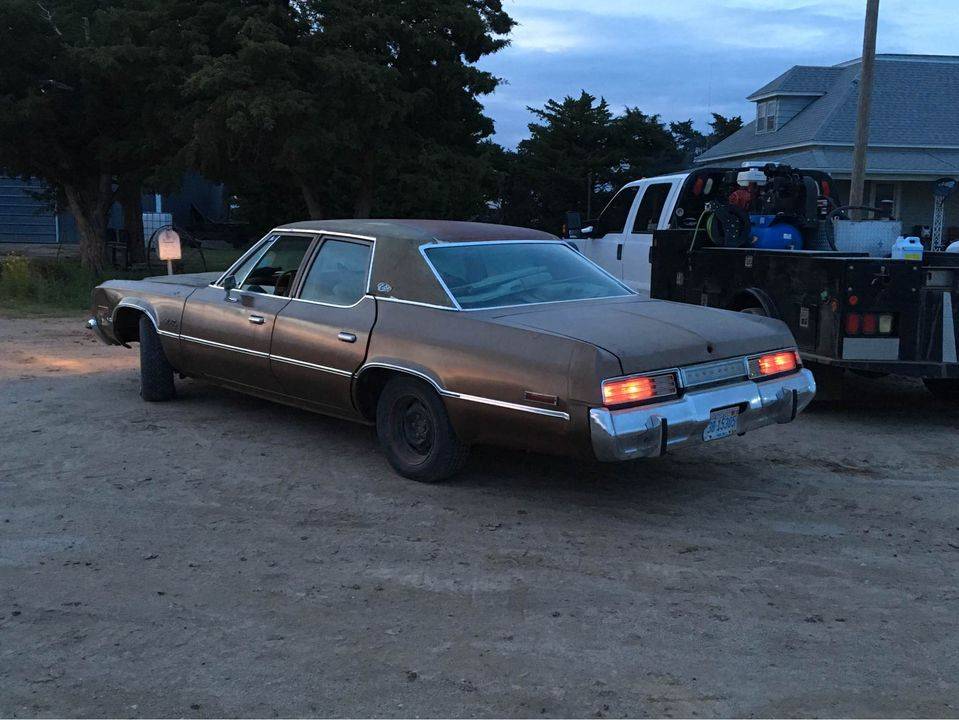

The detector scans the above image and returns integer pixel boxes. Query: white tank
[891,235,924,261]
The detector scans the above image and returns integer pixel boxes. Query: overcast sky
[479,0,958,147]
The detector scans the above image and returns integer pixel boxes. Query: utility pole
[848,0,880,218]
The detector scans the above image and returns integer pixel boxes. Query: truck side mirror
[564,211,583,239]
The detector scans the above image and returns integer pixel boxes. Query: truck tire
[139,315,176,402]
[923,378,959,403]
[376,376,469,482]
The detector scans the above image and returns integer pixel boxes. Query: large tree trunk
[120,178,145,265]
[301,184,324,220]
[63,174,113,273]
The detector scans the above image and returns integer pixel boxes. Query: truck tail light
[602,372,678,408]
[845,312,861,335]
[845,312,895,336]
[748,350,800,379]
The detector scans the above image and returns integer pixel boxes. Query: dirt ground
[1,315,957,718]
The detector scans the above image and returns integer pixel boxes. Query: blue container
[749,214,803,250]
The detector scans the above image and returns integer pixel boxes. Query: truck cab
[575,173,687,293]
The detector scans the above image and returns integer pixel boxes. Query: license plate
[703,406,739,442]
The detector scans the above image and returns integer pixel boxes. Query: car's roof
[274,219,557,244]
[271,219,560,308]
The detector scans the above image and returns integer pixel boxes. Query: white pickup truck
[572,172,689,293]
[570,163,959,400]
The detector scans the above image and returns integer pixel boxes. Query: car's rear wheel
[139,315,176,402]
[923,378,959,403]
[376,376,469,482]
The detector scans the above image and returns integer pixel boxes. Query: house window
[756,99,778,134]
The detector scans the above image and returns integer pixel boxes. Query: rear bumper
[589,368,816,461]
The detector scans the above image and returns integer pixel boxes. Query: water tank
[749,215,803,250]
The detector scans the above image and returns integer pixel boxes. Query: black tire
[376,376,469,482]
[923,378,959,403]
[139,315,176,402]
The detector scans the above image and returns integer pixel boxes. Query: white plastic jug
[891,236,924,261]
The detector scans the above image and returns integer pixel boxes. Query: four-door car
[88,220,815,481]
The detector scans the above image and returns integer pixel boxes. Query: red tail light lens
[602,372,678,408]
[861,313,878,335]
[845,312,861,335]
[749,350,800,379]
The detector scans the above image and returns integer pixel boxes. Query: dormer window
[756,99,778,133]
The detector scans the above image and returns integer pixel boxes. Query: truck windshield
[423,242,632,310]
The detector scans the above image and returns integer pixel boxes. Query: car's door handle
[248,315,265,325]
[337,331,357,343]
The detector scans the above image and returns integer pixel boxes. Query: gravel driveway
[1,315,957,717]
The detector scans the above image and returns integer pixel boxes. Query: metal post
[848,0,880,219]
[166,259,173,276]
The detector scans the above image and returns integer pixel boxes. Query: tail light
[845,312,896,336]
[748,350,800,379]
[602,371,678,408]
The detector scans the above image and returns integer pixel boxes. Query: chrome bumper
[86,317,113,345]
[589,368,816,461]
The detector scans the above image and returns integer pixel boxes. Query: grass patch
[0,248,245,317]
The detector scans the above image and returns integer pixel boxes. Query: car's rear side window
[299,239,372,306]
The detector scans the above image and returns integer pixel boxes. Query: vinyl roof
[273,220,558,308]
[275,219,556,243]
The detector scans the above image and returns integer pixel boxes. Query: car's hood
[488,296,797,374]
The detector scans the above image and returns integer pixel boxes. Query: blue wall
[0,173,226,244]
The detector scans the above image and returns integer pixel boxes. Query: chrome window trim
[212,233,276,287]
[373,296,458,311]
[288,294,372,311]
[418,239,635,312]
[358,362,570,421]
[294,234,376,307]
[212,230,377,305]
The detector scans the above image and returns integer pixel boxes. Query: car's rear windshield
[423,241,632,310]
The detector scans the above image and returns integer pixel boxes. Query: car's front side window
[424,242,632,310]
[237,235,313,296]
[299,238,372,306]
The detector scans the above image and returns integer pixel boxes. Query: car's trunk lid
[488,296,795,374]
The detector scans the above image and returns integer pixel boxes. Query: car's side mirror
[222,275,238,302]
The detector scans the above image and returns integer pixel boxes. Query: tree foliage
[496,93,744,233]
[0,1,741,265]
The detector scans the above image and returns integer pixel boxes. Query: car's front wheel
[139,315,176,402]
[376,376,469,482]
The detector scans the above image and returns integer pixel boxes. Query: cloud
[482,0,954,147]
[510,16,586,53]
